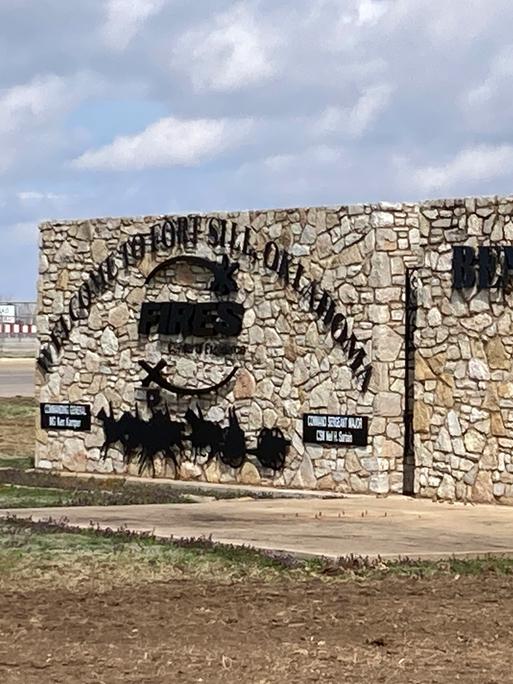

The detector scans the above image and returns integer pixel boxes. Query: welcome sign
[38,215,372,392]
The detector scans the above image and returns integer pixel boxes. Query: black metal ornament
[139,360,238,396]
[97,403,290,477]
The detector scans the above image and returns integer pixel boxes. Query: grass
[1,517,513,592]
[0,456,33,470]
[0,396,35,464]
[0,484,73,508]
[0,469,271,507]
[0,480,198,508]
[0,396,36,420]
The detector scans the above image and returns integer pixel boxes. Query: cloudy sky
[2,0,513,299]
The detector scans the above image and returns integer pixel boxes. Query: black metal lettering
[168,302,194,336]
[37,345,54,373]
[263,241,280,271]
[207,218,220,247]
[150,222,162,252]
[229,221,238,252]
[501,246,513,288]
[316,291,336,325]
[331,313,348,343]
[478,246,497,290]
[192,303,217,336]
[130,234,146,260]
[162,219,176,249]
[452,246,476,289]
[301,280,318,312]
[106,254,118,281]
[219,219,228,248]
[355,365,373,393]
[77,282,92,311]
[242,227,251,255]
[138,302,162,335]
[278,250,292,285]
[177,216,188,245]
[88,267,106,295]
[121,240,132,267]
[292,262,305,292]
[190,216,201,247]
[68,294,82,322]
[215,302,244,336]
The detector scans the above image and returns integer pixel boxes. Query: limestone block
[240,462,261,485]
[108,303,130,329]
[370,211,394,227]
[435,427,452,453]
[233,369,257,399]
[310,380,333,409]
[345,452,361,473]
[349,474,369,493]
[180,462,203,481]
[415,354,435,380]
[447,410,462,437]
[368,253,392,288]
[318,474,336,490]
[369,472,389,494]
[437,474,455,501]
[427,352,447,375]
[498,382,513,399]
[472,471,494,503]
[91,239,108,263]
[100,327,119,356]
[374,392,402,417]
[483,384,500,410]
[464,429,487,454]
[413,401,432,433]
[368,304,390,324]
[291,453,317,489]
[373,325,402,362]
[435,378,454,409]
[468,358,490,381]
[491,412,507,436]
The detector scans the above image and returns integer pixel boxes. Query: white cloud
[465,44,513,113]
[17,191,69,202]
[413,144,513,193]
[0,72,102,173]
[0,74,92,133]
[73,115,254,170]
[357,0,389,26]
[264,144,343,172]
[315,84,393,138]
[173,4,278,92]
[102,0,166,51]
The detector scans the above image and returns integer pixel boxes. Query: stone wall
[415,196,513,503]
[35,195,513,503]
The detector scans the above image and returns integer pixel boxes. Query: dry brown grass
[0,397,35,463]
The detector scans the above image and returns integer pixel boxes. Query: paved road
[5,494,513,560]
[0,358,35,397]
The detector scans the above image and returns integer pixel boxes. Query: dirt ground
[0,574,511,683]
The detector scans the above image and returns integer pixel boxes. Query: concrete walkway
[4,494,513,560]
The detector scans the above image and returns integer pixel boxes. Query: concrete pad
[4,494,513,560]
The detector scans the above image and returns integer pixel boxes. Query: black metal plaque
[40,403,91,431]
[303,414,368,447]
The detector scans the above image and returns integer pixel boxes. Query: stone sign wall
[415,196,513,503]
[35,195,513,503]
